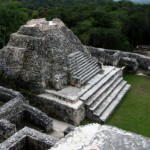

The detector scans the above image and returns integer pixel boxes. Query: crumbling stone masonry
[0,86,53,142]
[0,127,58,150]
[0,119,16,139]
[88,46,150,74]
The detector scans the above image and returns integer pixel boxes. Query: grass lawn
[107,73,150,138]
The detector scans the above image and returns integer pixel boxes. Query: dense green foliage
[108,74,150,138]
[0,1,28,48]
[0,0,150,51]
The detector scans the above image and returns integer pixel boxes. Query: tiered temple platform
[37,52,130,125]
[0,18,130,125]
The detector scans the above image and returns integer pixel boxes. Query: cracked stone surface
[0,18,89,92]
[51,124,150,150]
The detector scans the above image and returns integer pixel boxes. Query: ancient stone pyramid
[0,18,92,92]
[0,18,130,124]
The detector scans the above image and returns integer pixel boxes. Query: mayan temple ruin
[0,18,150,149]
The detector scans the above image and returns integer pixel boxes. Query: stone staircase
[79,66,131,123]
[68,51,101,87]
[39,50,131,124]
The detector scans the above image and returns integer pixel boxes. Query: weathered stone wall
[122,52,150,70]
[0,119,16,139]
[0,86,53,138]
[86,46,121,66]
[8,111,25,126]
[87,46,150,71]
[0,86,25,120]
[23,104,53,132]
[34,96,85,125]
[5,103,53,132]
[119,57,139,73]
[0,98,24,120]
[0,127,58,150]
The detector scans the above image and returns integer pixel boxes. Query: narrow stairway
[67,51,101,87]
[79,66,131,123]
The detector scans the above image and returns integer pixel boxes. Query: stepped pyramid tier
[0,18,90,92]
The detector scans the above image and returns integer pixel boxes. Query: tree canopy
[0,0,150,51]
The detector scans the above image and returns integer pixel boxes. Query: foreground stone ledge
[51,124,150,150]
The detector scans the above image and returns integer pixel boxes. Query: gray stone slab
[51,124,150,150]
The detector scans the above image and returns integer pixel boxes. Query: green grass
[107,73,150,137]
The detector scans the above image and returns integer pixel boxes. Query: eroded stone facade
[88,46,150,74]
[0,18,89,92]
[0,86,53,144]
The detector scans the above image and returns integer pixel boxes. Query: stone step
[69,54,94,68]
[85,73,122,107]
[100,84,131,122]
[67,51,82,59]
[73,53,89,62]
[80,68,121,101]
[80,67,100,85]
[75,63,98,78]
[68,53,85,65]
[45,90,78,103]
[76,62,99,76]
[94,80,127,116]
[70,58,95,73]
[71,60,97,76]
[71,66,100,86]
[69,56,89,69]
[78,66,116,98]
[38,94,83,109]
[89,78,124,111]
[74,63,99,79]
